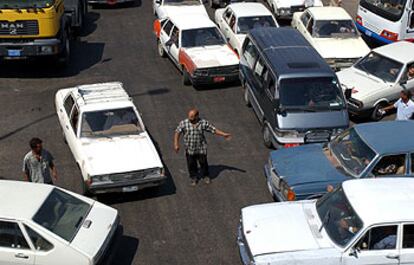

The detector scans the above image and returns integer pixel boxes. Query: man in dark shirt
[174,109,231,186]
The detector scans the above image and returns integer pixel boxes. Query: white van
[356,0,414,44]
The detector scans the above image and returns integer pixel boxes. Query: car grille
[304,130,331,144]
[0,38,34,43]
[109,168,159,182]
[197,65,239,76]
[291,5,305,12]
[0,20,39,36]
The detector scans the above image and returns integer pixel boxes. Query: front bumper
[191,65,240,86]
[0,38,62,59]
[237,223,255,265]
[88,174,167,194]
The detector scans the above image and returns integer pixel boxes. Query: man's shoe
[204,177,211,184]
[190,180,197,187]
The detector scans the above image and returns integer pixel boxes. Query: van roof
[248,27,334,78]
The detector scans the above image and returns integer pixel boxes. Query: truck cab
[0,0,87,65]
[356,0,414,44]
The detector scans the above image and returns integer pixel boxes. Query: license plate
[213,76,225,82]
[122,186,138,193]
[365,30,372,37]
[8,49,21,57]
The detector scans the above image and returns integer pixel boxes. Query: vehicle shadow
[78,11,101,38]
[208,164,246,180]
[90,0,142,9]
[129,87,171,98]
[194,80,241,91]
[109,226,139,265]
[0,41,105,78]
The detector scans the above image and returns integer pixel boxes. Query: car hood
[158,5,208,19]
[71,202,118,259]
[81,133,163,176]
[183,45,239,68]
[277,110,349,131]
[312,38,370,59]
[337,67,389,101]
[270,144,348,187]
[242,202,323,256]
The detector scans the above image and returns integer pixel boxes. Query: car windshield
[329,128,376,177]
[279,77,345,110]
[236,16,276,34]
[181,27,226,48]
[0,0,54,8]
[355,52,403,83]
[81,107,143,138]
[313,20,358,38]
[163,0,200,5]
[32,189,91,242]
[316,187,363,247]
[360,0,406,21]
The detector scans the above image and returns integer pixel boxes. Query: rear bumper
[0,38,63,59]
[89,175,167,194]
[356,23,393,45]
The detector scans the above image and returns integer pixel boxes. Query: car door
[66,104,81,164]
[250,56,268,121]
[400,223,414,264]
[0,220,34,265]
[303,16,315,43]
[342,224,400,265]
[262,71,278,129]
[159,19,174,53]
[59,94,75,143]
[168,26,180,64]
[220,7,233,38]
[296,11,312,39]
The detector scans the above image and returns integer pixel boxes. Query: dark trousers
[186,153,209,180]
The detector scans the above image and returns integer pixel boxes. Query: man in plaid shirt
[174,109,231,186]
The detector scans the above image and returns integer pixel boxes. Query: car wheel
[182,67,192,86]
[57,30,70,67]
[263,123,273,148]
[371,102,387,121]
[157,39,166,57]
[243,85,251,107]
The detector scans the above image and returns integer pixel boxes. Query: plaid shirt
[176,118,216,155]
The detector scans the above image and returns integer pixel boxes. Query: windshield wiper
[319,208,331,232]
[284,106,318,112]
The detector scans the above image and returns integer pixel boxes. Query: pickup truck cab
[337,41,414,120]
[55,82,166,195]
[215,2,279,55]
[153,0,208,19]
[154,14,240,87]
[238,177,414,265]
[291,7,370,70]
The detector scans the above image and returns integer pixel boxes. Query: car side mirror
[165,39,173,47]
[400,79,407,87]
[349,247,359,258]
[155,0,161,4]
[344,88,352,100]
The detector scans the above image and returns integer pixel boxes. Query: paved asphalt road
[0,0,392,264]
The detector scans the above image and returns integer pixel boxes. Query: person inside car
[373,227,397,249]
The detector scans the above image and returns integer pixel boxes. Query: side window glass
[254,58,265,79]
[63,95,74,117]
[224,9,232,22]
[267,74,276,98]
[229,15,236,32]
[0,221,30,249]
[300,12,310,26]
[357,225,398,251]
[372,154,406,176]
[24,225,53,252]
[243,40,258,68]
[170,26,179,46]
[163,20,173,36]
[410,13,414,29]
[412,153,414,173]
[160,19,168,28]
[404,63,414,81]
[307,18,314,35]
[403,224,414,248]
[70,106,79,135]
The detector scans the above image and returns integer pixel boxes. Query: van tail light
[380,30,399,41]
[356,15,363,26]
[284,143,300,148]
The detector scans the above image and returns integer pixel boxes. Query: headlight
[332,128,344,136]
[278,8,290,15]
[281,181,296,201]
[92,174,111,182]
[325,58,336,65]
[40,46,53,54]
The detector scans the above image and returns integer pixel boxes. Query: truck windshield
[279,77,345,111]
[0,0,55,9]
[33,188,91,242]
[314,20,358,38]
[181,27,226,48]
[237,16,276,34]
[355,52,403,83]
[329,128,376,177]
[360,0,407,22]
[316,187,363,247]
[81,107,143,138]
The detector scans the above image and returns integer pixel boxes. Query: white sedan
[0,180,119,265]
[292,7,370,70]
[153,0,208,19]
[266,0,322,19]
[214,2,278,55]
[55,82,166,195]
[238,178,414,264]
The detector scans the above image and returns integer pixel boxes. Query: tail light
[356,15,362,26]
[284,143,300,148]
[380,30,398,41]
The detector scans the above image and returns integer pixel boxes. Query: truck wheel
[157,39,166,57]
[263,123,274,149]
[371,102,386,121]
[182,67,192,86]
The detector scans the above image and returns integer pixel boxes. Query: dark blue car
[265,120,414,201]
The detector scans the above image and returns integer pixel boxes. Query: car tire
[182,67,192,86]
[57,30,70,67]
[371,102,387,121]
[263,123,274,148]
[157,39,166,58]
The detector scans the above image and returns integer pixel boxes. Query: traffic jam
[1,0,414,264]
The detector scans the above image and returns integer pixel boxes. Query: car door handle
[15,253,29,259]
[59,108,63,112]
[65,125,69,129]
[386,254,400,259]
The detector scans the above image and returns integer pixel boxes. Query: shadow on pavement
[129,87,170,98]
[209,164,246,180]
[106,226,139,265]
[91,0,142,9]
[78,11,101,38]
[0,113,56,141]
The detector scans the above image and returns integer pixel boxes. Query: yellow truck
[0,0,87,65]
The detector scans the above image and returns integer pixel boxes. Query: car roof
[374,41,414,64]
[248,27,334,77]
[227,2,273,17]
[0,180,54,220]
[354,121,414,154]
[306,6,352,20]
[168,13,216,30]
[343,178,414,224]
